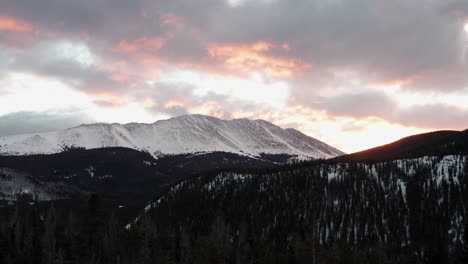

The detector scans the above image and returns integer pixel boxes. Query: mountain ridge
[335,129,468,162]
[0,114,344,159]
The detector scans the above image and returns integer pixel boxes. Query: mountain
[125,131,468,262]
[1,128,467,263]
[0,147,278,208]
[137,154,468,262]
[335,129,468,162]
[0,114,344,159]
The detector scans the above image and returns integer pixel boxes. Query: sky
[0,0,468,153]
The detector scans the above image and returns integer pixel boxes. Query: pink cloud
[372,74,423,88]
[208,41,310,78]
[0,15,32,32]
[113,36,168,55]
[142,97,158,108]
[91,92,130,108]
[187,101,226,119]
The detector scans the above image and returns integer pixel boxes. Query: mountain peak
[0,115,344,159]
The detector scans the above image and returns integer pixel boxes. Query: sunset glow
[0,0,467,153]
[0,16,32,32]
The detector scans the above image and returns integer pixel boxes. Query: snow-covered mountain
[0,114,344,159]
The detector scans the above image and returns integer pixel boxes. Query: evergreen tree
[456,214,468,264]
[42,204,57,264]
[103,214,121,264]
[179,227,193,264]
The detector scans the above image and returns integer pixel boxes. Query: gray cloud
[0,0,151,41]
[315,91,468,130]
[0,40,138,94]
[0,110,95,137]
[2,0,467,92]
[397,104,468,130]
[318,92,395,118]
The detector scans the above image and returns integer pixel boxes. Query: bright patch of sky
[36,40,97,67]
[226,0,276,7]
[0,72,155,124]
[0,73,93,115]
[153,68,290,109]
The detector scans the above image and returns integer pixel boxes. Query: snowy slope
[132,155,467,244]
[0,168,80,202]
[0,114,344,159]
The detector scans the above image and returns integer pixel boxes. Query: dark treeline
[1,154,468,263]
[0,148,280,209]
[1,194,467,264]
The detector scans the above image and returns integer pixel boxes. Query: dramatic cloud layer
[1,0,468,152]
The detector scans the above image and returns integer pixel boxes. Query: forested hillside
[138,155,468,263]
[0,148,278,207]
[1,154,468,263]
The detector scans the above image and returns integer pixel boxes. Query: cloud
[317,92,395,118]
[113,37,167,56]
[208,41,309,78]
[0,15,32,32]
[0,110,94,137]
[2,0,468,92]
[147,67,291,109]
[397,104,468,130]
[1,0,468,149]
[0,0,149,40]
[198,0,468,91]
[311,91,468,130]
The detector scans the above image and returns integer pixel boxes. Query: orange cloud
[142,97,157,108]
[0,16,32,32]
[95,58,161,87]
[91,92,130,108]
[208,41,310,78]
[373,74,423,88]
[97,61,132,83]
[188,101,225,118]
[112,34,178,73]
[110,36,174,80]
[164,99,187,109]
[114,36,167,54]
